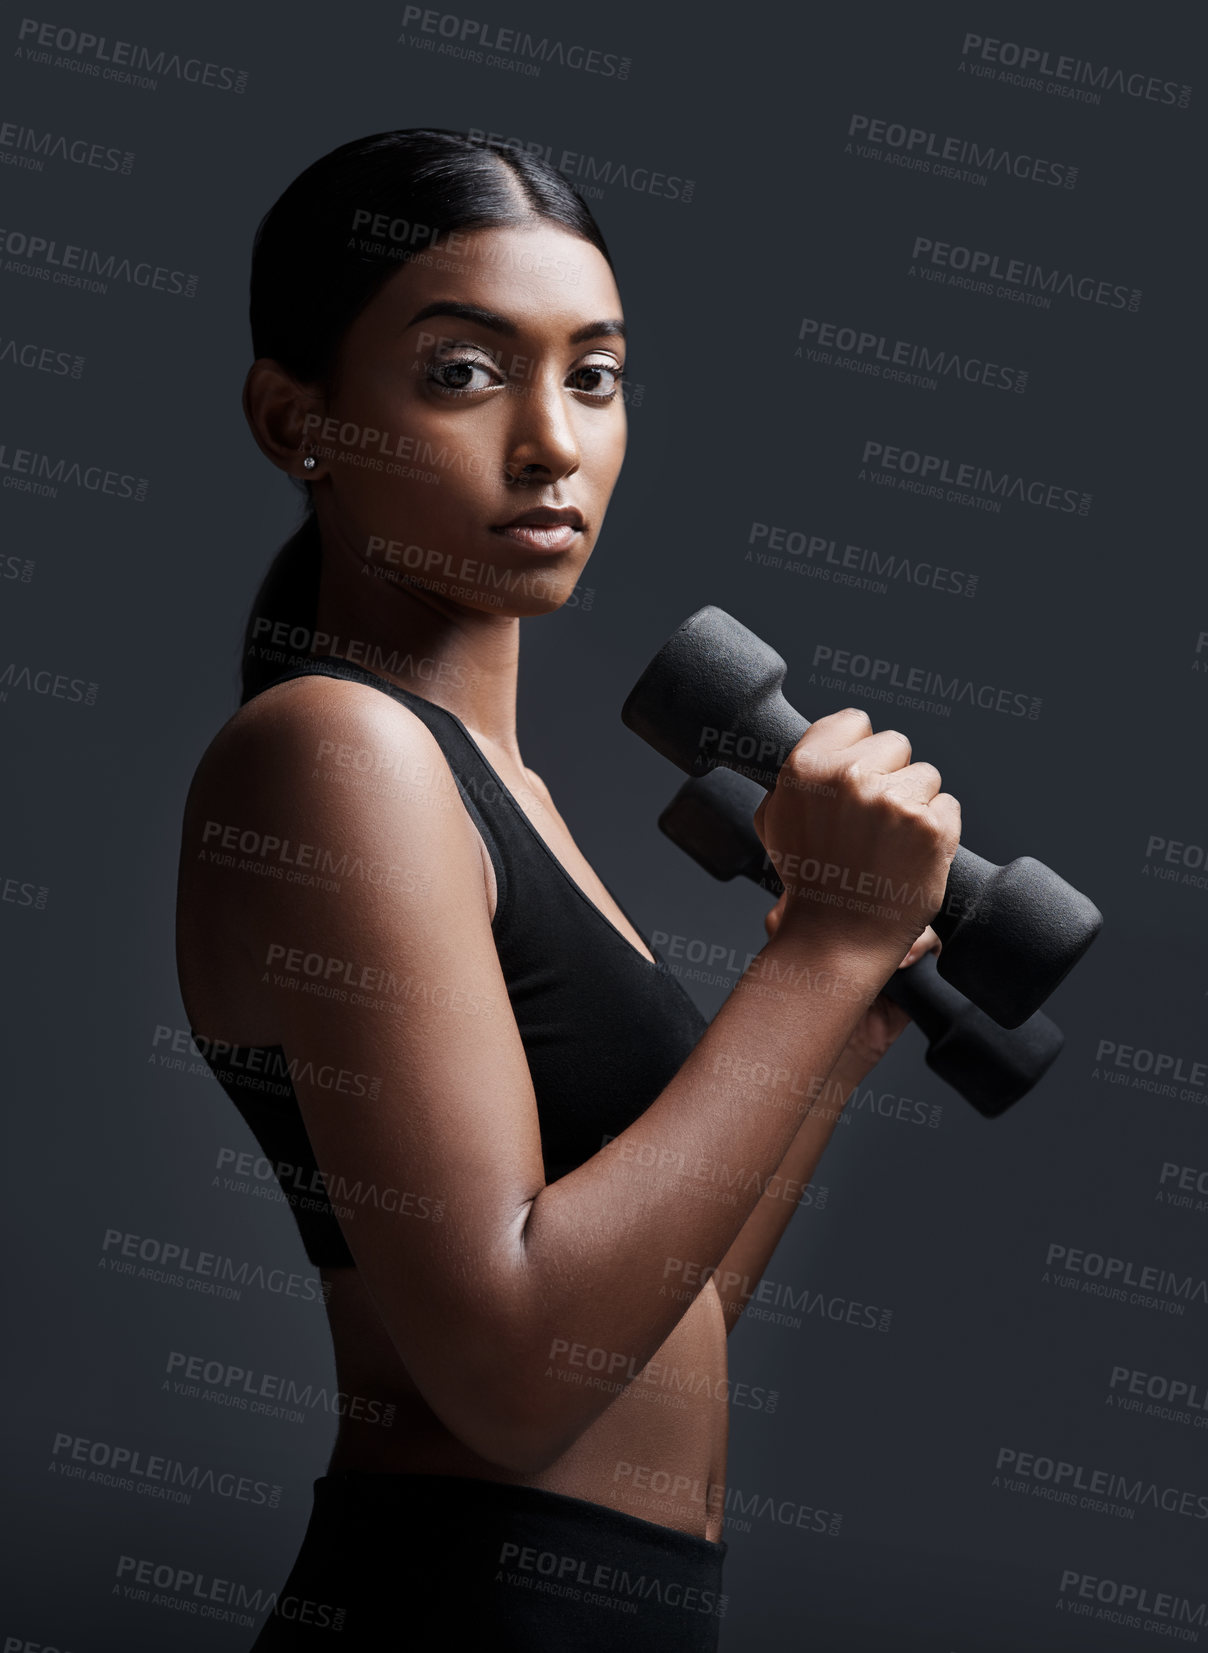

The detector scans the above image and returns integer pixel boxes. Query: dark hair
[239,128,614,704]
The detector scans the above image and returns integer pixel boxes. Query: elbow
[406,1282,590,1476]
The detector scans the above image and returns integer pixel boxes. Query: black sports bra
[191,657,710,1267]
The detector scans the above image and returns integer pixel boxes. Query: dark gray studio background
[2,1,1205,1648]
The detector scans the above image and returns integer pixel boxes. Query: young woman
[175,129,957,1649]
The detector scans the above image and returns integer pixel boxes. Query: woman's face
[309,220,627,617]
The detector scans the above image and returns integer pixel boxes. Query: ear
[241,358,326,478]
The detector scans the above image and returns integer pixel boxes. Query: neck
[312,522,524,765]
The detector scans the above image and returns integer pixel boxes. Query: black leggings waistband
[251,1471,728,1651]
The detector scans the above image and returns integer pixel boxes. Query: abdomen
[323,1268,730,1541]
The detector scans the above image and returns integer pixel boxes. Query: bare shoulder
[176,674,489,1037]
[188,674,458,814]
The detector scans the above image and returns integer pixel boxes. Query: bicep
[230,684,545,1445]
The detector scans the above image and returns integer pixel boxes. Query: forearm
[710,1046,872,1334]
[509,926,902,1453]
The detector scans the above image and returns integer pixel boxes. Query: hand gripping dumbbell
[659,767,1064,1116]
[621,605,1102,1030]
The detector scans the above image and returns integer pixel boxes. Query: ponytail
[239,507,323,704]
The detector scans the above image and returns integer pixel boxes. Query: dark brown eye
[427,356,501,394]
[568,362,624,398]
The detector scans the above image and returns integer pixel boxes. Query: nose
[502,369,580,484]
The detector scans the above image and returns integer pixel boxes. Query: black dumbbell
[622,605,1102,1029]
[659,769,1064,1116]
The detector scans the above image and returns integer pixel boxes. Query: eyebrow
[404,300,626,344]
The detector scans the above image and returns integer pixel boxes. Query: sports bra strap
[254,657,512,928]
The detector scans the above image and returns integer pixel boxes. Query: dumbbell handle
[657,770,1064,1115]
[876,949,968,1040]
[623,605,1102,1029]
[640,673,1017,953]
[687,683,1016,954]
[660,770,1021,1036]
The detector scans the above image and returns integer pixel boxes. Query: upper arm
[187,678,549,1465]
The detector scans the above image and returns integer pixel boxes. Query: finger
[928,791,962,842]
[898,924,940,969]
[792,705,876,757]
[841,727,915,775]
[881,759,943,804]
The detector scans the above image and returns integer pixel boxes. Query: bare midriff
[320,1261,730,1543]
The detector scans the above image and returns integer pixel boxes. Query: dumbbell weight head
[883,950,1063,1117]
[623,605,806,788]
[655,765,781,891]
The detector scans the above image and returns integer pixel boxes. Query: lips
[490,505,585,554]
[493,506,584,529]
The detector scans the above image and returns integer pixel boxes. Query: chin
[505,592,582,620]
[492,559,591,612]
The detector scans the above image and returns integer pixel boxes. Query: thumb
[898,924,941,970]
